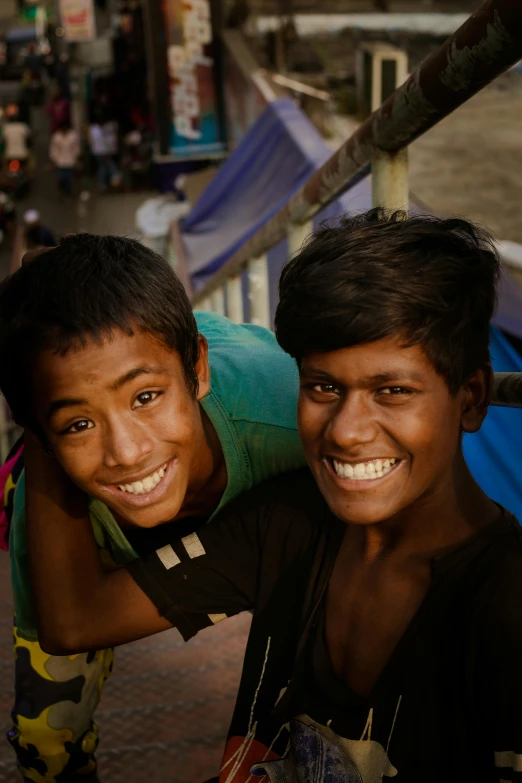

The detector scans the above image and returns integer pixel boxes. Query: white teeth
[354,463,366,478]
[116,463,168,495]
[332,458,399,481]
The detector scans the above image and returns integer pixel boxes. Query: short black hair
[0,233,199,424]
[275,209,500,394]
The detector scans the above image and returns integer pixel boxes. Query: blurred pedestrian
[26,43,42,80]
[2,112,31,166]
[89,117,118,193]
[102,118,121,188]
[46,88,70,135]
[23,211,56,250]
[49,119,80,197]
[55,54,72,102]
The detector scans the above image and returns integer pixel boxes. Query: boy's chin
[112,511,176,529]
[322,493,402,527]
[103,501,180,530]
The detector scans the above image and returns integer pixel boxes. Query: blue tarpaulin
[183,98,336,292]
[182,98,522,521]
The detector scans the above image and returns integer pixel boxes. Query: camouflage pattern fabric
[8,630,113,781]
[3,439,114,781]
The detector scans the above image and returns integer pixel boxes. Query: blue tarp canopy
[183,98,336,292]
[182,98,522,521]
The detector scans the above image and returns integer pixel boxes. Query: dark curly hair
[0,233,199,425]
[275,209,500,394]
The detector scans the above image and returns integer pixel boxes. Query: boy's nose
[103,420,154,468]
[325,394,378,451]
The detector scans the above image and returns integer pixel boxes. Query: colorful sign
[164,0,225,157]
[59,0,96,42]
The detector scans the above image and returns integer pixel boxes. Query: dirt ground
[408,71,522,244]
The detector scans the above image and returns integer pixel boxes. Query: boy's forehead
[299,337,435,381]
[33,329,182,396]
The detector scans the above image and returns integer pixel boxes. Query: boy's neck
[349,454,501,566]
[175,406,228,521]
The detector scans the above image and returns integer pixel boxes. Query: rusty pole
[492,373,522,408]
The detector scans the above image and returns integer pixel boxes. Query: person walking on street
[89,117,118,193]
[2,113,31,166]
[49,119,80,197]
[45,88,70,135]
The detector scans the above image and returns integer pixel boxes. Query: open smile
[102,458,176,508]
[325,456,403,487]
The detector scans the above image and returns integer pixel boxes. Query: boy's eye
[379,386,411,396]
[312,383,339,395]
[65,419,93,434]
[131,391,159,409]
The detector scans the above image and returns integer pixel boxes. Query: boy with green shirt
[0,234,304,782]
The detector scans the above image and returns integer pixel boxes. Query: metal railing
[190,0,522,406]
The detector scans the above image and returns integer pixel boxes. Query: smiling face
[32,328,217,528]
[298,336,488,527]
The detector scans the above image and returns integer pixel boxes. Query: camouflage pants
[8,623,113,782]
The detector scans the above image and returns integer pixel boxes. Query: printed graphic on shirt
[250,710,400,783]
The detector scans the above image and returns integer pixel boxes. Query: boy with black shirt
[16,211,522,782]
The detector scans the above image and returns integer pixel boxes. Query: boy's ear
[195,334,211,400]
[460,364,493,434]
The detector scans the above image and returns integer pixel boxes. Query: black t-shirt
[127,468,522,782]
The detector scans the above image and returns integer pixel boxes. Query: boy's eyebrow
[301,366,424,384]
[109,365,169,392]
[47,397,87,421]
[47,365,169,421]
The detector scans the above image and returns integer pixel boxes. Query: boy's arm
[25,432,173,654]
[25,433,277,655]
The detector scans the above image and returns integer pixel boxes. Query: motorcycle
[1,158,30,200]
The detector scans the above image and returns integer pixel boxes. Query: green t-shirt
[10,312,305,639]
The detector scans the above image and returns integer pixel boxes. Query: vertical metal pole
[210,0,228,149]
[371,148,409,212]
[287,220,313,258]
[210,287,226,316]
[371,53,382,113]
[142,0,170,156]
[226,275,244,323]
[248,255,270,328]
